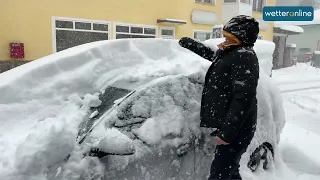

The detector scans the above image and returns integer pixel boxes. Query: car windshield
[77,85,131,142]
[77,76,159,143]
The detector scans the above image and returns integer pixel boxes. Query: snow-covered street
[275,63,320,137]
[236,64,320,180]
[269,64,320,180]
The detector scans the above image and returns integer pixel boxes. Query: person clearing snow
[179,15,260,180]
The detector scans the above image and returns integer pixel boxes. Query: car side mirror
[88,128,135,158]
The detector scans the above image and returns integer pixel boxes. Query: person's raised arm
[179,37,216,62]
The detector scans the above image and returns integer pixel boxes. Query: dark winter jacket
[179,15,260,143]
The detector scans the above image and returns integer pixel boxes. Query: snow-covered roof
[274,23,304,33]
[157,18,187,24]
[286,43,297,48]
[275,9,320,26]
[213,24,223,28]
[314,50,320,54]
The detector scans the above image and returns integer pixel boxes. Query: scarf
[217,31,241,50]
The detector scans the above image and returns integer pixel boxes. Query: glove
[178,37,195,48]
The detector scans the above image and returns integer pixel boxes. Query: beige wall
[0,0,275,61]
[0,0,223,60]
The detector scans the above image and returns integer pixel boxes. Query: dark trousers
[208,125,255,180]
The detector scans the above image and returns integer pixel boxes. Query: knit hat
[223,15,260,45]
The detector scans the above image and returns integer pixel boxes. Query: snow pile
[1,94,102,180]
[203,38,275,76]
[89,75,203,147]
[14,112,78,175]
[54,147,105,180]
[82,94,102,108]
[0,39,209,104]
[90,128,135,155]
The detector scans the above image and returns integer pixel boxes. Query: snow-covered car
[0,38,285,180]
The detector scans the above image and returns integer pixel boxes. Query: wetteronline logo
[263,6,314,21]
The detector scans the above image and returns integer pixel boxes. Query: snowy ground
[267,63,320,180]
[0,37,319,180]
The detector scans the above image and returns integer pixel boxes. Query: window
[115,23,157,39]
[194,31,212,41]
[299,48,311,52]
[195,0,216,4]
[253,0,266,12]
[240,0,251,3]
[224,0,237,3]
[213,27,223,39]
[160,27,175,39]
[258,35,263,40]
[53,17,109,52]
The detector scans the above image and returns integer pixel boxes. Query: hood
[223,15,260,46]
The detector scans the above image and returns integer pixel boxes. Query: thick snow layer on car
[90,128,135,155]
[0,39,210,179]
[203,38,275,76]
[241,71,285,165]
[90,75,203,147]
[0,38,308,180]
[80,70,285,180]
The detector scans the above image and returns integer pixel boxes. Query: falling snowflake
[235,80,245,86]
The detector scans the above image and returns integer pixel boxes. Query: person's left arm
[217,51,259,144]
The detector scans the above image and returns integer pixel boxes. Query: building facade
[276,9,320,62]
[0,0,275,61]
[287,25,320,57]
